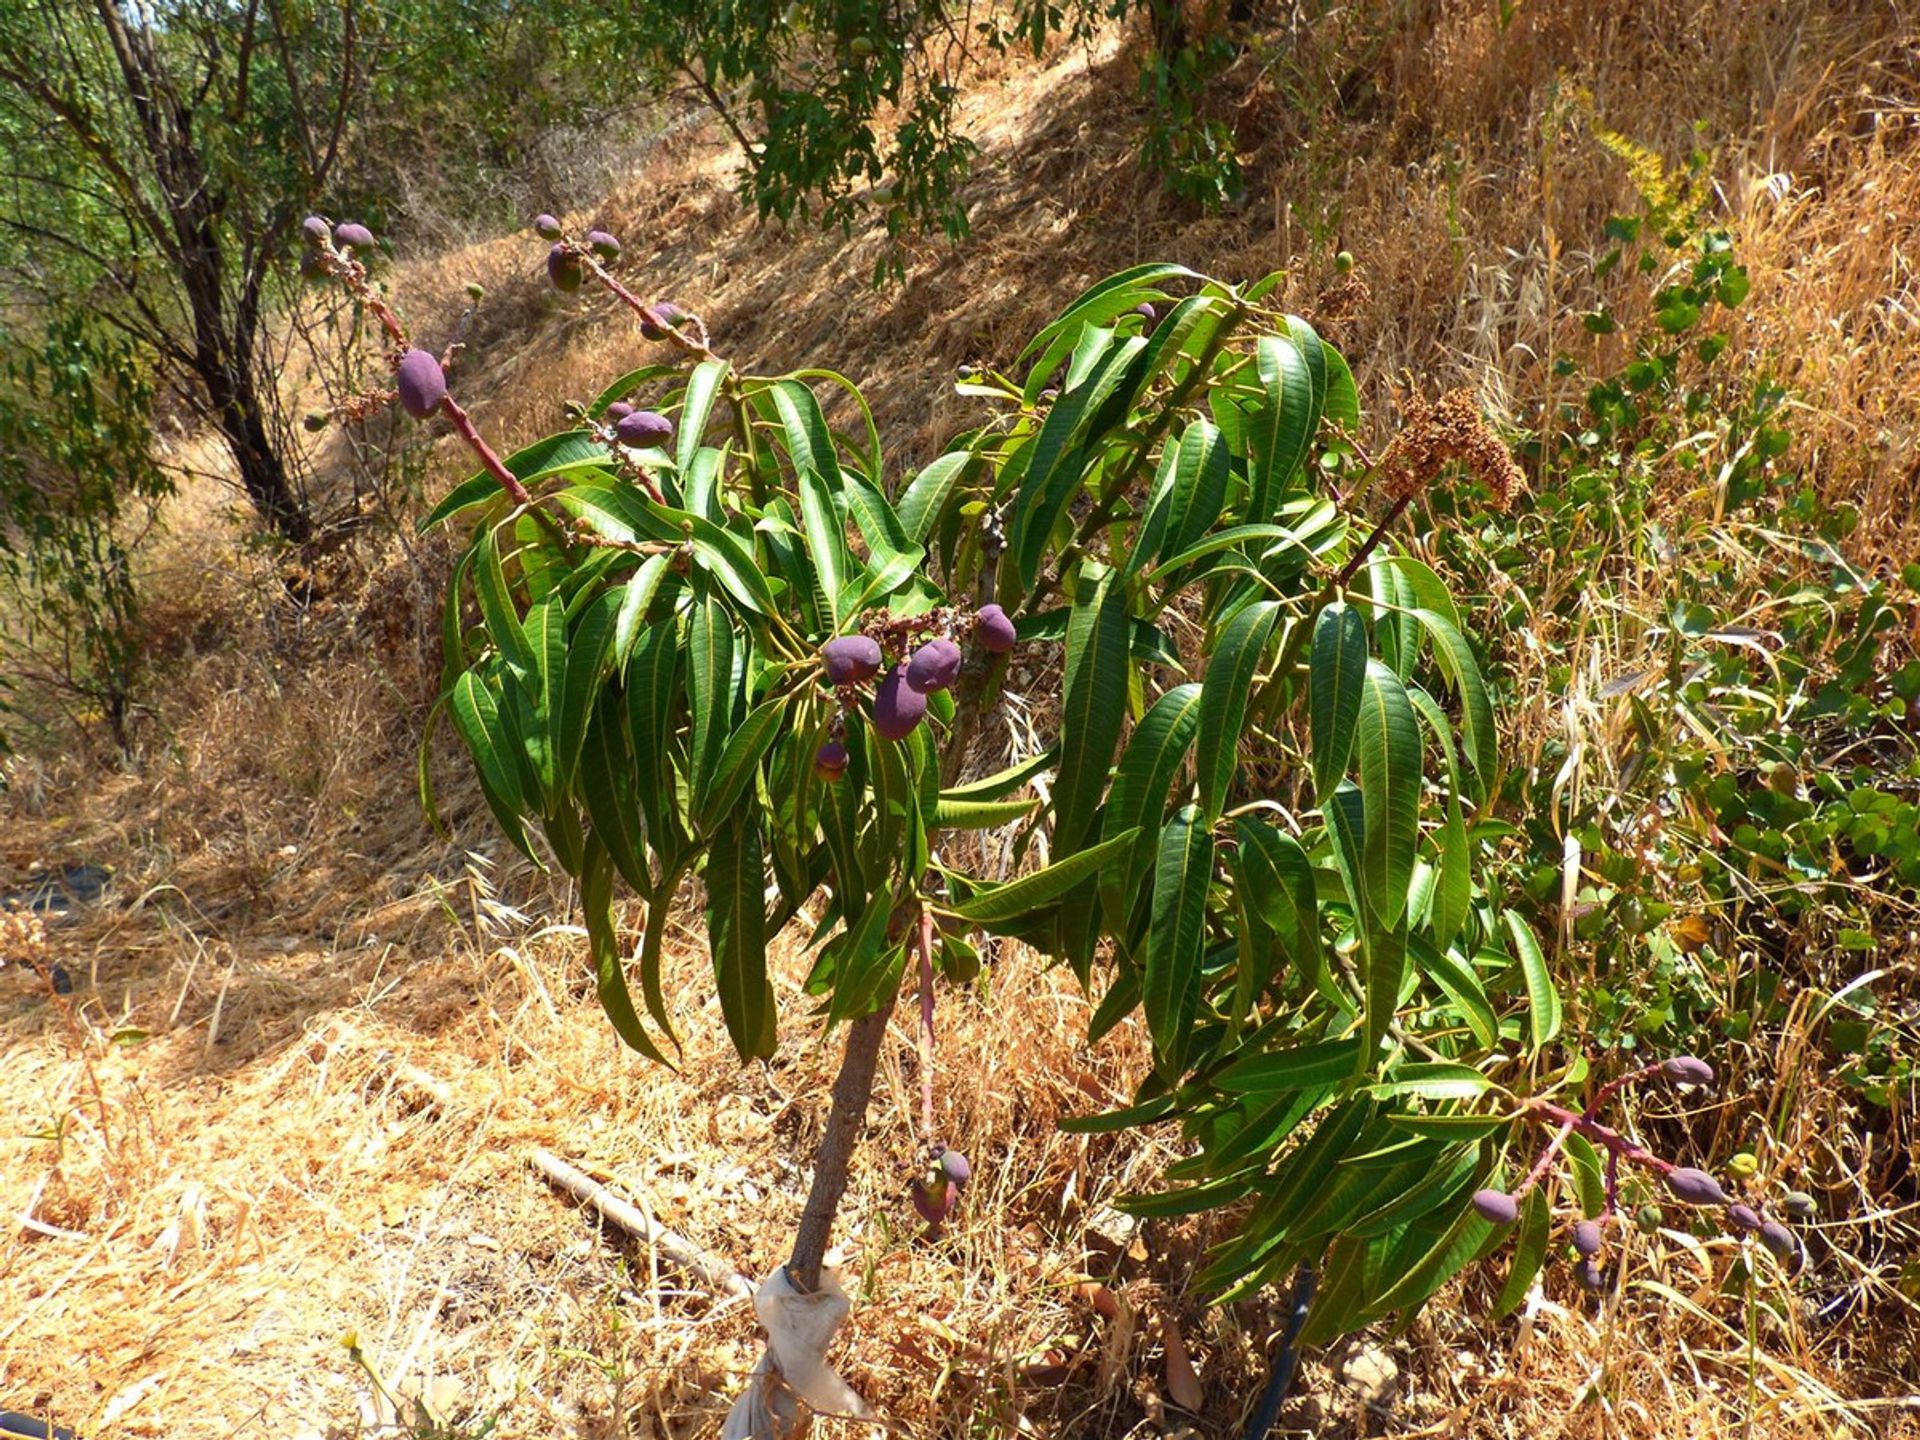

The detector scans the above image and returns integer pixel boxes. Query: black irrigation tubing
[1244,1263,1317,1440]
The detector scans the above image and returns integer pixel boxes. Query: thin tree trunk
[785,999,896,1293]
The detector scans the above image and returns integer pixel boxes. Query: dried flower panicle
[1375,387,1523,509]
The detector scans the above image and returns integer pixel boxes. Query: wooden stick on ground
[529,1147,755,1303]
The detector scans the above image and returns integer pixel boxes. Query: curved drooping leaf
[1356,660,1422,929]
[1197,600,1278,823]
[1054,566,1132,853]
[1503,910,1563,1053]
[940,828,1140,925]
[1100,683,1202,933]
[708,808,776,1060]
[1310,601,1367,800]
[1144,804,1215,1074]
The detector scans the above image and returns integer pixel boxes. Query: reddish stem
[1514,1119,1575,1199]
[1526,1098,1675,1178]
[580,254,714,359]
[1585,1061,1662,1118]
[438,393,531,506]
[917,910,937,1143]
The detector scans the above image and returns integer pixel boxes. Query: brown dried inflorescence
[1375,387,1522,510]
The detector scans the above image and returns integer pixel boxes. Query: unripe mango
[614,410,673,448]
[586,229,622,261]
[333,221,375,250]
[872,667,926,740]
[815,740,850,782]
[820,635,882,685]
[547,243,582,292]
[906,638,962,693]
[533,213,563,239]
[975,603,1016,653]
[394,348,447,420]
[1471,1188,1517,1226]
[1667,1167,1725,1206]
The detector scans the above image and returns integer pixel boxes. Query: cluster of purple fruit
[908,1146,971,1230]
[1470,1056,1805,1294]
[813,605,1018,769]
[300,217,454,424]
[600,400,674,449]
[535,212,624,292]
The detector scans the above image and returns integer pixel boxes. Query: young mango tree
[301,218,1793,1433]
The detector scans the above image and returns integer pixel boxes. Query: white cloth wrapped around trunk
[721,1264,869,1438]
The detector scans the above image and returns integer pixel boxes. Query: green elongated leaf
[1116,1174,1251,1218]
[581,838,672,1066]
[842,542,924,616]
[1099,684,1202,932]
[1404,684,1474,953]
[1199,1086,1331,1180]
[708,809,775,1059]
[554,589,620,792]
[1197,600,1278,823]
[1058,1094,1177,1134]
[1503,910,1562,1052]
[473,526,534,677]
[522,593,568,796]
[1009,338,1147,591]
[447,669,535,859]
[1017,264,1199,378]
[1347,1139,1479,1238]
[1363,923,1408,1062]
[1368,1063,1489,1100]
[1310,601,1368,800]
[1054,566,1132,853]
[1238,1100,1372,1265]
[1407,607,1496,793]
[428,431,610,532]
[1245,333,1319,521]
[797,466,850,627]
[556,483,780,616]
[1324,778,1368,919]
[1217,1035,1362,1093]
[421,474,509,532]
[1143,805,1214,1075]
[768,378,841,488]
[1565,1133,1607,1217]
[933,796,1037,828]
[940,746,1057,802]
[1493,1187,1552,1317]
[1388,1112,1512,1139]
[898,450,973,546]
[1367,555,1422,680]
[1357,659,1422,928]
[1295,1231,1387,1346]
[1406,935,1499,1050]
[941,828,1140,924]
[821,887,896,1023]
[676,358,731,470]
[580,695,649,895]
[1144,524,1316,584]
[838,469,913,561]
[696,697,788,833]
[611,552,672,662]
[1366,1191,1496,1318]
[789,367,883,480]
[625,619,683,860]
[683,445,725,522]
[586,363,681,420]
[1234,814,1330,980]
[686,594,736,801]
[1162,419,1231,558]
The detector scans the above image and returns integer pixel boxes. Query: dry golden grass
[4,2,1918,1436]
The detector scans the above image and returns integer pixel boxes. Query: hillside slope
[3,4,1915,1437]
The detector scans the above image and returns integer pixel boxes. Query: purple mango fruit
[1572,1219,1603,1257]
[906,638,962,693]
[641,302,686,340]
[394,348,447,420]
[333,221,375,250]
[547,243,582,292]
[939,1148,971,1188]
[1662,1056,1714,1086]
[1757,1221,1797,1260]
[302,215,330,246]
[1666,1167,1726,1206]
[1725,1203,1761,1233]
[586,229,622,260]
[872,667,926,740]
[1471,1188,1518,1226]
[604,401,635,423]
[910,1175,955,1226]
[1577,1260,1607,1293]
[975,604,1016,653]
[533,213,563,239]
[1133,301,1157,322]
[820,635,882,685]
[815,740,850,783]
[614,410,673,448]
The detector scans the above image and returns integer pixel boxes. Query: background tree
[0,0,366,543]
